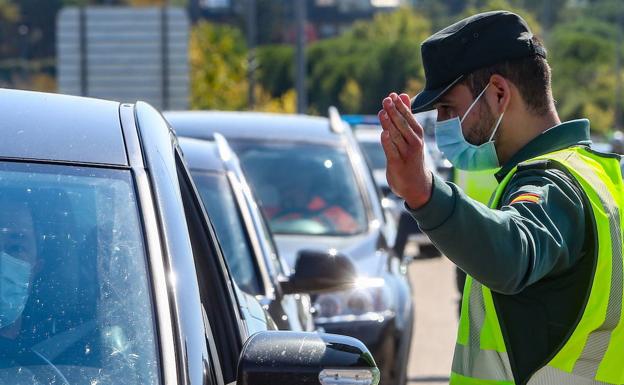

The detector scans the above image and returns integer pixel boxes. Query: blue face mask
[435,83,505,171]
[0,251,32,328]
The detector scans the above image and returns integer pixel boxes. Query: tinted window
[190,171,262,295]
[0,162,158,384]
[231,141,367,236]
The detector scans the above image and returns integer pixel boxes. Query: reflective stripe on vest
[450,147,624,385]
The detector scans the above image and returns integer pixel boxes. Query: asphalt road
[406,256,459,385]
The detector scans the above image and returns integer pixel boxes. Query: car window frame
[0,156,165,384]
[175,148,245,384]
[190,168,270,298]
[340,131,386,228]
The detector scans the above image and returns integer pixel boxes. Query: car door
[174,146,251,384]
[134,101,247,385]
[213,134,315,332]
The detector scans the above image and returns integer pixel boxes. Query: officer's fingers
[398,93,411,107]
[390,126,410,158]
[378,109,391,131]
[380,103,409,156]
[392,93,424,140]
[381,130,401,162]
[384,95,417,146]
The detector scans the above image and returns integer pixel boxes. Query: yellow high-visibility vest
[451,146,624,384]
[454,168,498,205]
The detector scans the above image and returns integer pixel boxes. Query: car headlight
[313,278,395,322]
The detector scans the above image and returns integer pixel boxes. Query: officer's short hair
[462,36,553,116]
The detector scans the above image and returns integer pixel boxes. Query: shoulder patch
[516,159,551,172]
[510,192,541,205]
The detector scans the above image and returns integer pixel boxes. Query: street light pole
[247,0,257,109]
[295,0,307,114]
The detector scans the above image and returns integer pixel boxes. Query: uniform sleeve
[407,170,586,295]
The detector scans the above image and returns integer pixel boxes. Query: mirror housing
[280,249,357,295]
[237,331,380,385]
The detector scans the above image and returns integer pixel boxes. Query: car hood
[273,228,387,278]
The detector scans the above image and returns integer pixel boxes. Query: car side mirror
[237,331,380,385]
[280,249,357,295]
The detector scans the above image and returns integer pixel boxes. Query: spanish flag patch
[510,193,541,205]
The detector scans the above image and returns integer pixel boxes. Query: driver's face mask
[0,251,32,329]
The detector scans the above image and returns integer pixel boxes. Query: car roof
[165,111,339,145]
[0,88,128,166]
[178,136,225,173]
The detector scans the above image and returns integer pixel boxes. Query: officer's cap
[411,10,546,113]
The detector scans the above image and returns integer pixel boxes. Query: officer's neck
[496,105,561,165]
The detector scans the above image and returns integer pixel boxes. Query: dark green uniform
[408,119,599,380]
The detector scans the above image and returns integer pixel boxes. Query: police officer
[379,10,624,385]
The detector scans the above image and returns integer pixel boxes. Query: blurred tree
[256,44,293,97]
[255,88,296,113]
[0,0,17,21]
[549,17,618,133]
[306,8,431,114]
[338,78,362,114]
[189,20,249,110]
[460,0,543,36]
[189,20,294,112]
[0,0,19,58]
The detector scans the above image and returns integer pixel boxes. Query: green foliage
[253,8,432,115]
[306,8,430,114]
[549,17,618,132]
[0,0,18,22]
[189,21,296,113]
[460,0,543,36]
[189,21,249,110]
[256,44,294,97]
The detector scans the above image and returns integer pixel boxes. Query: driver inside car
[274,169,359,234]
[0,192,40,364]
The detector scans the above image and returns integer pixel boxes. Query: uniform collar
[495,119,591,182]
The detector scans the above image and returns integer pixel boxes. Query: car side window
[174,149,242,385]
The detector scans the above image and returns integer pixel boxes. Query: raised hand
[379,93,433,209]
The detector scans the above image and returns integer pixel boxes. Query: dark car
[0,89,380,385]
[178,135,320,332]
[166,110,415,385]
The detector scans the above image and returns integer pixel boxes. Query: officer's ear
[487,74,511,115]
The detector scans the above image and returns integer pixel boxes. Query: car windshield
[359,141,386,171]
[190,171,262,295]
[0,162,158,385]
[230,140,368,236]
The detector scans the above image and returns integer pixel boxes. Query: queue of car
[0,89,381,385]
[165,109,414,385]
